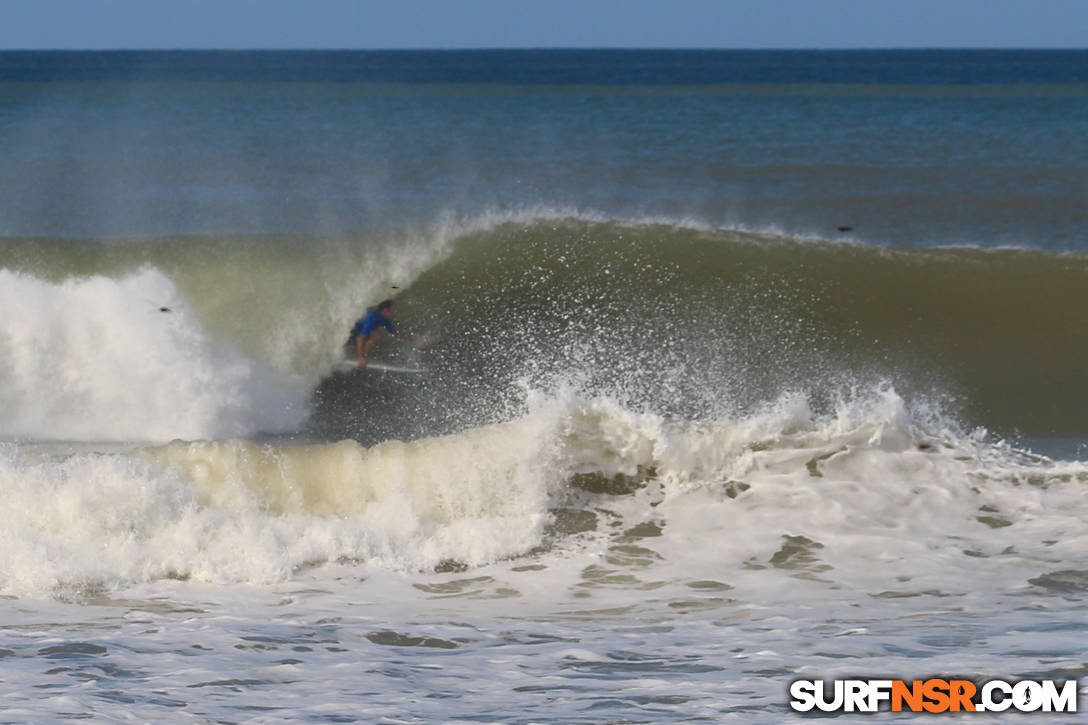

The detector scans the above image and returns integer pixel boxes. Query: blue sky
[2,0,1085,49]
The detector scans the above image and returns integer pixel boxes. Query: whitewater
[3,379,1087,721]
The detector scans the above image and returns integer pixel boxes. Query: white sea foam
[0,409,559,597]
[1,384,1084,604]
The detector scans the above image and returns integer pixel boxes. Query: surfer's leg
[359,329,383,362]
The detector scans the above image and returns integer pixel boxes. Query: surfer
[344,299,413,366]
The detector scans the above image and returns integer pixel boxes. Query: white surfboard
[333,360,429,374]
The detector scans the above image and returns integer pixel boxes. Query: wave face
[2,216,1087,442]
[363,217,1088,440]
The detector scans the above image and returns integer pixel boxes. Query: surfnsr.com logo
[789,678,1079,713]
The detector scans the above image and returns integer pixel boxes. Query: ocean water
[1,50,1086,722]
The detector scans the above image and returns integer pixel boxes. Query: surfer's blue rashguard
[351,309,396,341]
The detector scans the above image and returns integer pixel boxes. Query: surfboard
[332,360,429,374]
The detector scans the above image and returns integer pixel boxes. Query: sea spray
[0,267,305,441]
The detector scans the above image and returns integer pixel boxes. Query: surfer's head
[377,299,396,319]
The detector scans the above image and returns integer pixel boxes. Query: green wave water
[3,216,1086,440]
